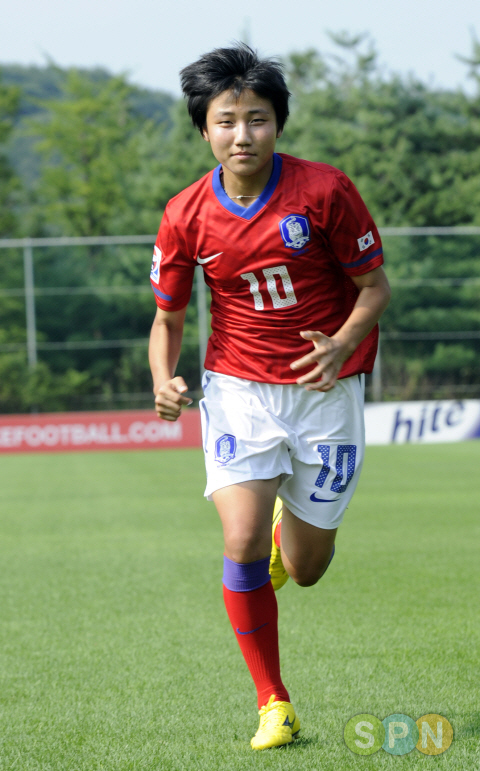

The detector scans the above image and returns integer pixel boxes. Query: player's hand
[154,376,193,421]
[290,331,350,392]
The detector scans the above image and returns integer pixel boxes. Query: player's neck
[221,158,274,208]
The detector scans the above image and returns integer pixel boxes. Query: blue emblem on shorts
[279,214,310,250]
[215,434,236,465]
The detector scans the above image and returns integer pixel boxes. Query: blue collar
[212,153,282,220]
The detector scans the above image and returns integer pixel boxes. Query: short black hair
[180,43,290,133]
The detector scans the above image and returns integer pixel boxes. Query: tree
[281,36,480,228]
[0,73,21,236]
[125,99,216,233]
[279,36,480,399]
[1,50,480,410]
[29,69,146,236]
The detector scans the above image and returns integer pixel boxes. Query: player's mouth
[233,152,255,157]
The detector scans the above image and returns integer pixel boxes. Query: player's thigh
[277,376,365,584]
[280,504,337,587]
[200,371,292,500]
[278,375,365,530]
[213,477,280,563]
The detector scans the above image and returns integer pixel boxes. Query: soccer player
[149,44,390,750]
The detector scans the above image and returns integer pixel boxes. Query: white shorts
[199,370,365,529]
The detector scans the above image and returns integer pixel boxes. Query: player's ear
[276,128,283,139]
[202,127,210,142]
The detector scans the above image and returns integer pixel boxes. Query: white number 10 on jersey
[240,265,297,310]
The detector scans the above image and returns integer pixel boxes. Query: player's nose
[234,121,252,145]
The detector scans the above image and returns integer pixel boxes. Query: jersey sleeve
[149,205,195,311]
[323,172,384,276]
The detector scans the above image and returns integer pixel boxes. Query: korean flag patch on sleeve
[150,245,161,282]
[357,232,375,252]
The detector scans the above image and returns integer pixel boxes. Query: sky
[1,0,479,95]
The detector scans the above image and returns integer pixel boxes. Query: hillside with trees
[0,36,479,412]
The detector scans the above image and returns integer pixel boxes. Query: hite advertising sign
[1,400,479,454]
[365,399,480,445]
[0,409,202,454]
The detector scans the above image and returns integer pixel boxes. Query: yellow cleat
[269,498,289,591]
[251,694,300,750]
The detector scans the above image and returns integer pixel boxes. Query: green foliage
[0,242,205,413]
[1,64,174,195]
[0,73,21,236]
[379,235,480,398]
[277,38,480,399]
[28,70,149,236]
[127,101,216,229]
[31,244,166,409]
[1,63,174,119]
[0,353,92,412]
[116,104,215,235]
[425,342,476,373]
[0,69,215,413]
[280,41,480,228]
[455,29,480,82]
[1,41,480,410]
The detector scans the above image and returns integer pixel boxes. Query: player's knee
[294,574,321,587]
[224,532,269,564]
[290,567,322,587]
[289,556,332,587]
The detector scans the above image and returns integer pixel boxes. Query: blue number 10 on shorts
[200,371,365,530]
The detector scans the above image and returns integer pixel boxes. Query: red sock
[223,581,289,708]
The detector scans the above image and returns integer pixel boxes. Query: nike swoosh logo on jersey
[309,493,341,503]
[197,252,223,264]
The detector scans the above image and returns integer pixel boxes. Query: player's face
[203,89,281,182]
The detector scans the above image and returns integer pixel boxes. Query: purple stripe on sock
[222,555,270,592]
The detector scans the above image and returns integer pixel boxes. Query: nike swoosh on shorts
[309,493,341,503]
[197,252,223,264]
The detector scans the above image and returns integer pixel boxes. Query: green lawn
[0,443,478,770]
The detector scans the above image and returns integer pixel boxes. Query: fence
[0,235,208,370]
[0,228,479,412]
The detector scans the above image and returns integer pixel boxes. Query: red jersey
[150,153,384,383]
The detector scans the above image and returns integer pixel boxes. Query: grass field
[0,443,479,770]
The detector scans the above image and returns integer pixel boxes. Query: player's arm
[291,265,391,391]
[149,306,193,421]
